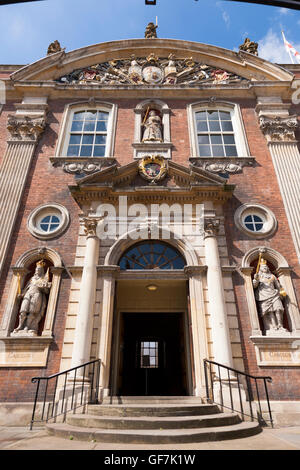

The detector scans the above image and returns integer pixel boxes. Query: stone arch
[15,246,63,268]
[241,245,289,270]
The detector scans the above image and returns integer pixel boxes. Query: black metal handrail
[203,359,273,427]
[30,359,101,430]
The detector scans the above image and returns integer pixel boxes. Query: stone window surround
[27,203,70,240]
[0,247,64,367]
[55,100,118,159]
[234,203,277,239]
[240,246,300,366]
[187,100,251,160]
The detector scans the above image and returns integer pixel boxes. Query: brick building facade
[0,34,299,426]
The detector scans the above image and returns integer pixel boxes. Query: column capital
[204,218,220,238]
[259,115,298,143]
[81,217,103,238]
[7,115,46,143]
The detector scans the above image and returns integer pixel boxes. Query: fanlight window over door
[119,241,185,270]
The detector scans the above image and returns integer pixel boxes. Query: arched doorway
[111,240,192,396]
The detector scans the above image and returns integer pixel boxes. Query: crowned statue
[142,110,163,142]
[12,260,52,336]
[253,256,288,335]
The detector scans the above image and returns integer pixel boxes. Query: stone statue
[142,110,163,142]
[253,258,287,335]
[47,40,62,55]
[12,260,51,336]
[145,22,158,39]
[239,37,258,56]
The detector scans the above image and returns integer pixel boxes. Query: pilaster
[257,99,300,263]
[0,99,47,276]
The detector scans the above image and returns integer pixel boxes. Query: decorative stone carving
[259,115,298,142]
[63,161,111,175]
[204,218,220,237]
[47,40,62,55]
[82,217,103,238]
[7,115,46,142]
[11,260,51,337]
[192,159,254,175]
[239,38,258,56]
[253,254,289,336]
[138,155,167,184]
[56,55,246,87]
[145,22,158,39]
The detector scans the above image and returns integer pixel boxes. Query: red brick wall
[224,101,300,401]
[0,97,299,401]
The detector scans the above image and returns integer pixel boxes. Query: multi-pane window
[119,241,185,270]
[140,341,159,369]
[243,214,264,232]
[39,215,61,233]
[195,110,237,157]
[67,110,109,157]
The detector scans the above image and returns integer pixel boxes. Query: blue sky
[0,0,300,64]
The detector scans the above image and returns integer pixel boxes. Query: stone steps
[102,396,205,405]
[46,421,261,444]
[46,397,262,443]
[86,403,221,417]
[66,411,241,430]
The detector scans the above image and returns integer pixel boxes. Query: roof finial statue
[47,40,63,55]
[239,37,258,56]
[145,21,158,39]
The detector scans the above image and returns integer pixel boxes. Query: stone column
[184,266,209,396]
[97,266,120,398]
[204,218,234,371]
[71,218,100,370]
[0,113,46,276]
[259,113,300,264]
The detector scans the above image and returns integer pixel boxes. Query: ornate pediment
[56,53,247,87]
[68,159,234,206]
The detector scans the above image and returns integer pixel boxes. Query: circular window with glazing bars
[119,241,185,270]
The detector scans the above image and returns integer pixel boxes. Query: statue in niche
[12,260,51,337]
[253,257,288,335]
[142,110,163,142]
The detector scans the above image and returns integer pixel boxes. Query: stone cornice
[10,38,293,83]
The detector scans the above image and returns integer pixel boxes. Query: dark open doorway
[117,312,188,396]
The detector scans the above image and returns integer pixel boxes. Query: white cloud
[216,1,230,29]
[258,29,300,64]
[279,7,289,15]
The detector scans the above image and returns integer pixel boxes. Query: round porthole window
[234,203,277,239]
[28,203,69,240]
[243,214,264,233]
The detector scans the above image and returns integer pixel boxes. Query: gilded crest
[139,156,167,184]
